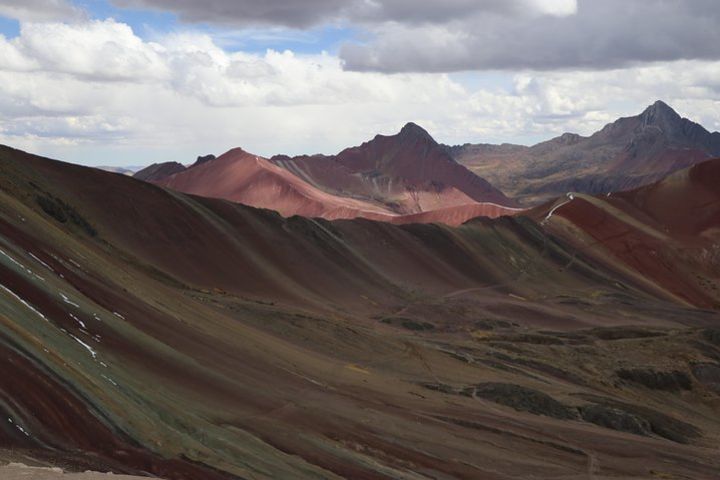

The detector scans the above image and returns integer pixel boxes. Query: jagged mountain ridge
[138,124,520,225]
[448,101,720,205]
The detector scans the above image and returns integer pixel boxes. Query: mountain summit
[397,122,435,142]
[639,100,680,124]
[271,123,518,212]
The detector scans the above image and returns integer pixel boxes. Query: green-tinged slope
[0,146,719,479]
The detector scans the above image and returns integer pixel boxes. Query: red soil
[154,148,520,225]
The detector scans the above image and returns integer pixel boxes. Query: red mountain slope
[155,148,395,221]
[153,146,521,224]
[538,158,720,308]
[271,122,518,214]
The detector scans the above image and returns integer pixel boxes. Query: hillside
[146,140,520,225]
[1,146,719,479]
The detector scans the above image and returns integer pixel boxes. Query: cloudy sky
[0,0,719,166]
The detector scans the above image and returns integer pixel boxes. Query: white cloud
[529,0,577,16]
[13,21,168,81]
[0,17,718,167]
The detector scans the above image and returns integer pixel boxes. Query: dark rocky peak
[133,161,186,182]
[635,101,720,151]
[270,154,292,162]
[192,154,216,168]
[556,132,582,146]
[639,100,682,128]
[397,122,436,144]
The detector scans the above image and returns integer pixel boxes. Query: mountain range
[134,101,720,220]
[447,100,720,204]
[137,122,521,225]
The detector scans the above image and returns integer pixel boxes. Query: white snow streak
[60,292,80,308]
[28,252,54,272]
[69,313,86,329]
[70,334,97,359]
[0,284,49,322]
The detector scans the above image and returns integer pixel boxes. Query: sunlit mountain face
[1,1,720,479]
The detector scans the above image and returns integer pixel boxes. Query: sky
[0,0,719,166]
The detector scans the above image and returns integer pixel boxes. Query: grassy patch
[36,194,97,237]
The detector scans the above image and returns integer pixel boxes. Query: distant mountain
[271,122,518,213]
[153,148,396,221]
[448,101,720,205]
[134,155,217,182]
[151,147,519,225]
[95,166,142,176]
[134,161,187,182]
[138,124,520,224]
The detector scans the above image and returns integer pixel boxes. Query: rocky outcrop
[461,383,578,420]
[133,162,186,182]
[616,368,692,392]
[691,363,720,393]
[579,399,701,443]
[579,404,652,436]
[192,154,216,167]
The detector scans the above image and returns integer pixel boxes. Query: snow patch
[7,418,30,437]
[0,248,31,274]
[15,424,30,437]
[28,252,54,272]
[69,313,86,329]
[0,284,49,322]
[0,248,46,281]
[70,334,97,359]
[60,292,80,308]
